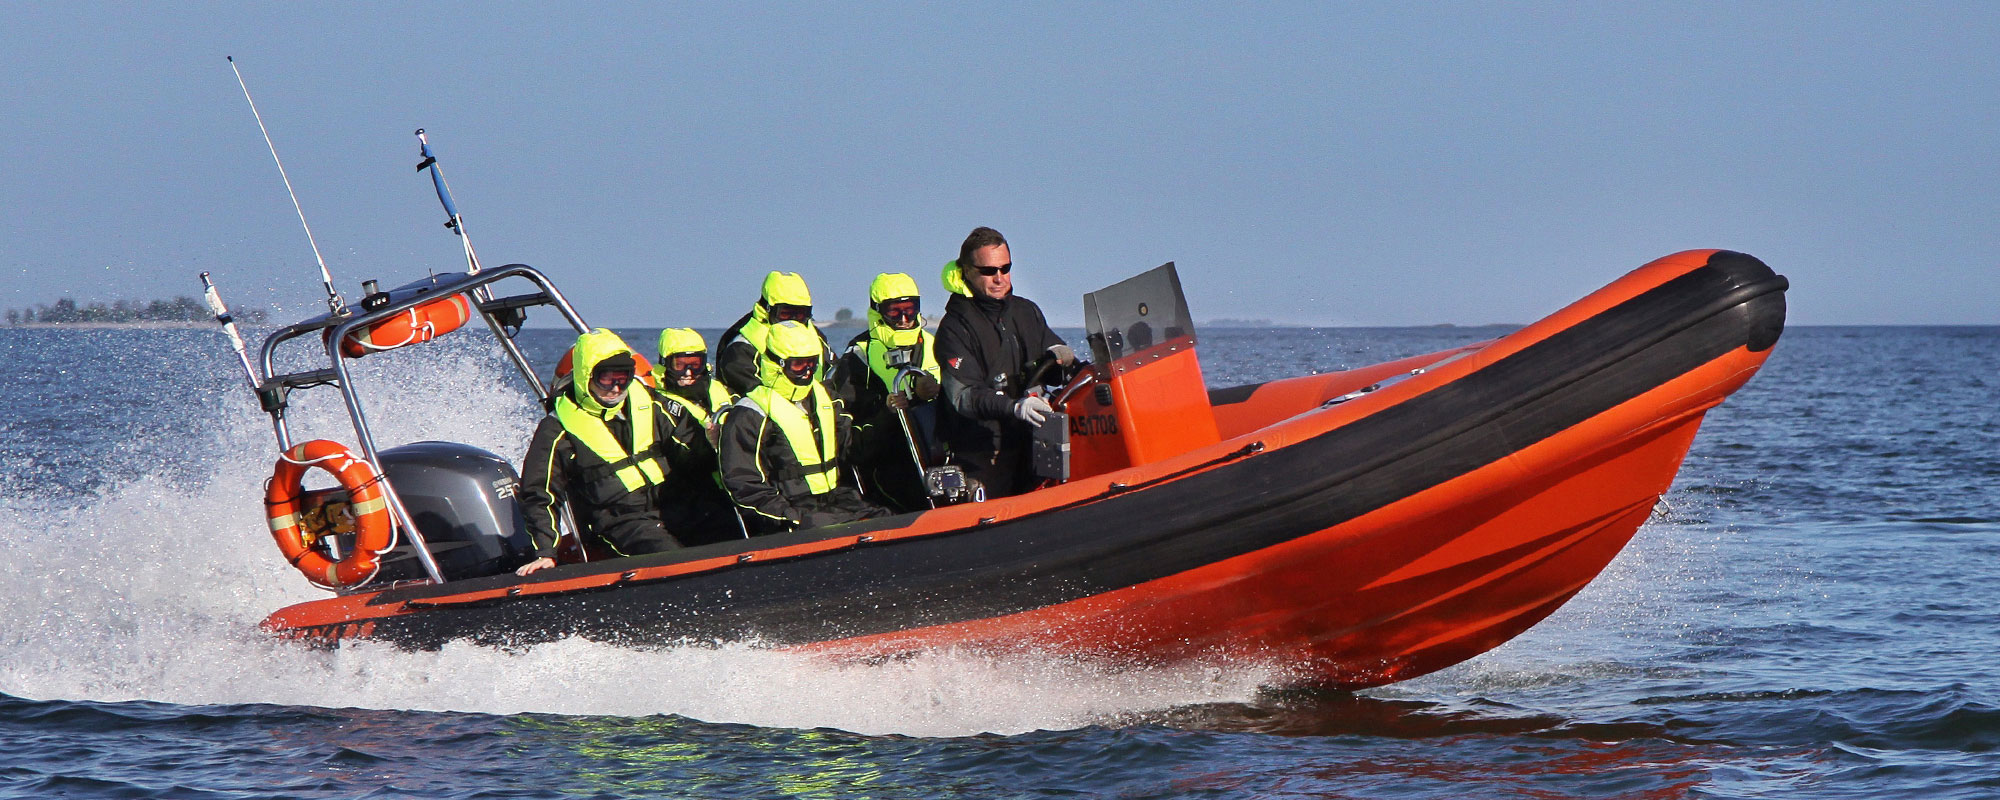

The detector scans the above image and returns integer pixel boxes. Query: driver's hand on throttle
[1013,395,1054,426]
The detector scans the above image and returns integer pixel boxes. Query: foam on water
[0,325,1780,740]
[11,324,1998,794]
[0,336,1274,737]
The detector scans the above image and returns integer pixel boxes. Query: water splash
[0,333,1274,737]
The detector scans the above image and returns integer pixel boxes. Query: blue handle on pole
[413,128,481,273]
[415,129,462,231]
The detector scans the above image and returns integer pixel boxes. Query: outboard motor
[370,441,533,583]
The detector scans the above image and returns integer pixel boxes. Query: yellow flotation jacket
[553,329,668,494]
[742,320,841,495]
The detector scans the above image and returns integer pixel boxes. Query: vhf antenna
[226,56,347,316]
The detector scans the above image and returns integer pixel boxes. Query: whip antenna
[226,56,347,316]
[414,129,482,274]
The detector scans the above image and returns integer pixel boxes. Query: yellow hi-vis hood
[759,271,813,315]
[867,271,924,347]
[759,320,823,401]
[940,260,973,298]
[653,327,708,385]
[570,328,637,416]
[658,327,708,358]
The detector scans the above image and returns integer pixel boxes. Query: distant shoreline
[4,321,210,330]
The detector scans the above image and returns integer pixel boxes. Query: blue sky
[2,4,1994,327]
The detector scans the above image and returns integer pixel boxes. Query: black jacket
[717,389,883,535]
[646,385,743,546]
[716,335,763,398]
[933,292,1067,466]
[834,333,942,513]
[518,393,713,558]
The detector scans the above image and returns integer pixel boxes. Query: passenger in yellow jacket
[834,272,944,512]
[654,327,736,437]
[649,327,745,546]
[713,271,836,396]
[516,329,713,575]
[719,320,889,535]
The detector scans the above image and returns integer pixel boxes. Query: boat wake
[0,339,1281,737]
[0,332,1752,737]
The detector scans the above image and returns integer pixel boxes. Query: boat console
[1035,262,1221,483]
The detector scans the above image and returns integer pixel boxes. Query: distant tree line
[4,296,267,326]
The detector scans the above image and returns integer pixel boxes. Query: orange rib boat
[257,249,1785,690]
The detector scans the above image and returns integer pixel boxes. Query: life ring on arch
[264,440,397,588]
[334,293,473,358]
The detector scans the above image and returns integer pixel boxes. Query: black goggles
[777,354,819,384]
[591,369,634,388]
[877,297,920,324]
[666,353,706,376]
[769,304,812,323]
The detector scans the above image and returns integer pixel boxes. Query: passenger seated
[654,327,736,445]
[835,272,944,512]
[648,327,746,546]
[720,320,889,534]
[515,329,711,575]
[714,271,836,397]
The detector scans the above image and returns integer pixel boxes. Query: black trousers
[662,490,748,547]
[596,518,681,556]
[956,445,1031,499]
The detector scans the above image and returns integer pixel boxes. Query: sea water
[0,324,1994,798]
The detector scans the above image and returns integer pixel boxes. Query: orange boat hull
[264,249,1785,690]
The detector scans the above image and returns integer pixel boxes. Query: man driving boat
[935,227,1077,498]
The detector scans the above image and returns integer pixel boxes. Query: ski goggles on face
[591,369,634,388]
[770,304,812,323]
[780,355,819,384]
[970,262,1011,276]
[667,353,706,377]
[877,298,920,327]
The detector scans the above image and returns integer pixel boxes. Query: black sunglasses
[971,262,1012,276]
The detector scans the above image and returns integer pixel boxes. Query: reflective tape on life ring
[266,494,387,535]
[263,440,397,588]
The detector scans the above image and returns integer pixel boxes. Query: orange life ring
[333,293,473,358]
[264,440,396,588]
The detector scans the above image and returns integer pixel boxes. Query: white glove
[1013,395,1053,426]
[1047,344,1076,367]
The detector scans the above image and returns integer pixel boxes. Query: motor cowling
[367,441,534,583]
